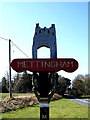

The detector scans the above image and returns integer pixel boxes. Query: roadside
[64,94,90,107]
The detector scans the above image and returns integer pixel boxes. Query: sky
[0,2,88,82]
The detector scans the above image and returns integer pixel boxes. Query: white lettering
[17,60,74,70]
[36,61,40,68]
[59,61,67,68]
[18,61,26,68]
[56,61,58,68]
[42,115,47,119]
[67,61,73,67]
[51,61,56,68]
[41,61,43,68]
[44,62,50,68]
[30,61,34,67]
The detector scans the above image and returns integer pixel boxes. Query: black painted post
[39,72,49,120]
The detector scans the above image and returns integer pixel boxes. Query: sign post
[39,72,49,120]
[11,23,78,120]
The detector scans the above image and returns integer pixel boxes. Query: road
[64,95,90,107]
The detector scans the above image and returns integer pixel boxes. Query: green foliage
[55,76,71,96]
[1,72,90,96]
[2,86,9,93]
[84,74,90,95]
[71,74,90,96]
[2,77,9,93]
[13,72,32,93]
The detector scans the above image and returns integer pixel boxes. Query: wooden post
[9,39,12,98]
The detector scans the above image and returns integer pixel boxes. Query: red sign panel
[11,58,78,72]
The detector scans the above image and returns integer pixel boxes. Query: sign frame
[11,58,78,73]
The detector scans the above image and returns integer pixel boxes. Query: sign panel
[11,59,78,72]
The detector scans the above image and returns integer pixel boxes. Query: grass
[81,95,90,98]
[0,93,9,99]
[2,98,88,119]
[49,99,88,118]
[0,93,33,99]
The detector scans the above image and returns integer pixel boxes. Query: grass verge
[2,99,88,119]
[0,93,33,99]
